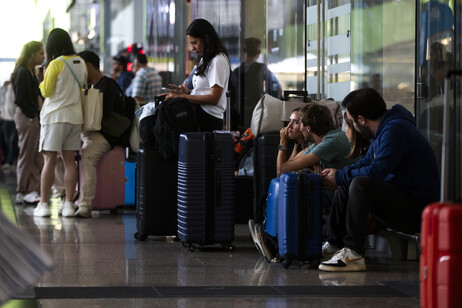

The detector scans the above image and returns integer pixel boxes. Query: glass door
[306,0,351,101]
[416,0,461,200]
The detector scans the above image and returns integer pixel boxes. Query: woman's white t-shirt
[191,53,230,119]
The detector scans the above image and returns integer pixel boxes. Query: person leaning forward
[319,88,440,272]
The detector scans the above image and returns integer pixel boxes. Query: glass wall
[306,0,351,101]
[267,0,306,92]
[416,0,461,200]
[351,0,415,111]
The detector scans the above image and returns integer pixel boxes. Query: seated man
[112,55,134,92]
[319,88,439,271]
[73,51,133,218]
[249,103,357,262]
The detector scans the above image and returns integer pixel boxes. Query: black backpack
[141,97,199,160]
[229,62,266,130]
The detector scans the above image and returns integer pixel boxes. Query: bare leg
[40,151,58,203]
[61,150,78,203]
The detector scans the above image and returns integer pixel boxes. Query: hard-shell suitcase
[253,133,280,223]
[177,132,235,251]
[420,70,462,308]
[420,204,462,308]
[233,175,254,224]
[134,148,178,241]
[125,161,136,206]
[277,172,323,268]
[91,146,125,212]
[265,177,280,237]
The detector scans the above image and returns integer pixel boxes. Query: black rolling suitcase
[253,133,280,223]
[134,148,178,240]
[177,132,235,251]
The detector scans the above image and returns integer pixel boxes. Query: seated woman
[249,103,360,262]
[162,19,231,132]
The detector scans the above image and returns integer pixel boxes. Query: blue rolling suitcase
[177,132,235,251]
[265,177,280,237]
[278,172,323,268]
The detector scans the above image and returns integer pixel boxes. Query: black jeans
[196,106,223,132]
[324,176,424,255]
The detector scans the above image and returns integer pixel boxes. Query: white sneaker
[15,193,25,204]
[248,220,264,256]
[62,201,76,217]
[24,191,41,203]
[34,202,52,217]
[75,206,92,218]
[322,241,340,258]
[319,247,366,272]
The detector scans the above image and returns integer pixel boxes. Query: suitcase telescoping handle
[440,70,462,202]
[284,90,309,102]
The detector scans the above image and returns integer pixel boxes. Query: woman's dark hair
[341,87,386,122]
[45,28,76,65]
[299,103,335,137]
[344,114,370,159]
[186,19,229,77]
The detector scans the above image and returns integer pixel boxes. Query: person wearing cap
[112,55,134,92]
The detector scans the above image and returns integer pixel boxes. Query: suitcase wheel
[221,243,235,251]
[182,242,196,252]
[134,232,148,241]
[282,253,295,269]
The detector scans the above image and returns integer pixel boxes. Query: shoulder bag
[58,57,103,132]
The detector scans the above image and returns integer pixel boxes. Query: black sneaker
[256,224,278,262]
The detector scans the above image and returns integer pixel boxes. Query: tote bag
[81,86,103,131]
[58,57,103,132]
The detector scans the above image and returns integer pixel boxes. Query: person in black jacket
[12,41,45,205]
[74,50,132,218]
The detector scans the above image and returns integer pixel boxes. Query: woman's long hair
[45,28,76,65]
[344,114,370,159]
[12,41,43,78]
[186,19,229,77]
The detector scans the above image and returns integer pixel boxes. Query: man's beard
[356,122,373,141]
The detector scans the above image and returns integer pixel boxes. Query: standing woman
[35,28,87,217]
[12,41,45,204]
[163,18,231,131]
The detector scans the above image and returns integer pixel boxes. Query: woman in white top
[36,28,87,217]
[163,19,231,131]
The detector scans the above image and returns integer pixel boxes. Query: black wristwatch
[278,144,288,151]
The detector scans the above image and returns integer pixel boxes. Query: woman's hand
[168,82,189,94]
[162,91,183,100]
[280,126,289,145]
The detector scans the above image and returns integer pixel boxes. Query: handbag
[101,112,131,137]
[81,86,103,131]
[58,57,103,131]
[250,94,284,137]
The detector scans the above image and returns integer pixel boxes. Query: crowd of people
[0,20,441,273]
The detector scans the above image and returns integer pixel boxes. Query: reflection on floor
[0,169,420,307]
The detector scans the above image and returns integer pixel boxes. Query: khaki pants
[14,108,43,194]
[77,131,111,208]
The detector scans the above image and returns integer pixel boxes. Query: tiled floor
[0,168,420,307]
